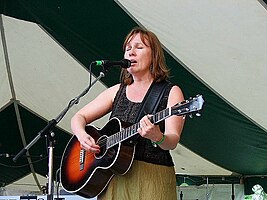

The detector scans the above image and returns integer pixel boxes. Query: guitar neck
[107,107,172,148]
[106,94,204,149]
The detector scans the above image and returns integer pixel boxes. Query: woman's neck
[131,72,154,86]
[126,78,154,102]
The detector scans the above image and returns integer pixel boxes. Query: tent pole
[231,183,235,200]
[206,177,209,200]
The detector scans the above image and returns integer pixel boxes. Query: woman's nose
[129,48,136,56]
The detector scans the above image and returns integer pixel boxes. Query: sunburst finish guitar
[60,95,204,198]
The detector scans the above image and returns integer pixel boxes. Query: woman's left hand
[137,115,163,142]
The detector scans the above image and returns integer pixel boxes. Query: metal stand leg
[47,132,55,200]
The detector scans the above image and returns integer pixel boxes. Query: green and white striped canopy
[0,0,266,194]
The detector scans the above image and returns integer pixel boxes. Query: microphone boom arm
[12,62,105,200]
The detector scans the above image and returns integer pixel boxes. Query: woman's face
[124,33,152,76]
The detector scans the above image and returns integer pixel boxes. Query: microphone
[94,59,131,69]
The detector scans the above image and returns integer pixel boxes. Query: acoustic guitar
[60,95,204,198]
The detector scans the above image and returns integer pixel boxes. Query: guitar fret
[135,123,138,132]
[128,126,132,137]
[164,109,168,117]
[108,135,111,147]
[129,126,133,137]
[128,128,131,137]
[160,112,163,120]
[117,132,119,142]
[107,136,111,147]
[112,134,117,146]
[125,128,128,138]
[123,130,126,139]
[155,115,159,123]
[120,131,122,141]
[113,134,116,144]
[111,135,115,145]
[137,122,140,130]
[107,138,110,147]
[132,124,136,133]
[116,133,119,143]
[112,135,115,145]
[125,128,128,139]
[129,127,132,137]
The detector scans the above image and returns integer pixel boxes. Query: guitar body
[60,117,136,198]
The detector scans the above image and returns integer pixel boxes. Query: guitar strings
[82,110,168,149]
[92,112,168,148]
[92,121,142,148]
[75,113,160,153]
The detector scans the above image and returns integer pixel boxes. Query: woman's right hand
[76,131,100,153]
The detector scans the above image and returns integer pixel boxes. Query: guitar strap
[134,80,171,123]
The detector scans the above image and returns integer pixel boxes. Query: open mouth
[130,59,137,65]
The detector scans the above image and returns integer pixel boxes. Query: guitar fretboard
[106,107,171,148]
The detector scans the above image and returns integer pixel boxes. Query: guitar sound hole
[95,135,108,159]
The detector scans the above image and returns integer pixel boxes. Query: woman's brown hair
[120,27,169,85]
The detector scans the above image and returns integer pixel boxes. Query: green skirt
[98,160,177,200]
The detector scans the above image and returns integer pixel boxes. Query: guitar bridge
[79,149,86,171]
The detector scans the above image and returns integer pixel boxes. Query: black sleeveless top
[110,82,174,166]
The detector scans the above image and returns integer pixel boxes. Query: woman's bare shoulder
[101,83,122,101]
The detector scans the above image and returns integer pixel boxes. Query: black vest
[110,82,174,166]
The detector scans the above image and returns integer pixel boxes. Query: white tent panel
[172,144,232,176]
[116,0,267,131]
[2,173,47,195]
[178,184,245,200]
[0,17,12,110]
[1,15,109,132]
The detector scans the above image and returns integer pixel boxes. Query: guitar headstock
[171,94,204,117]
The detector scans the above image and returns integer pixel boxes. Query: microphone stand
[13,63,107,200]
